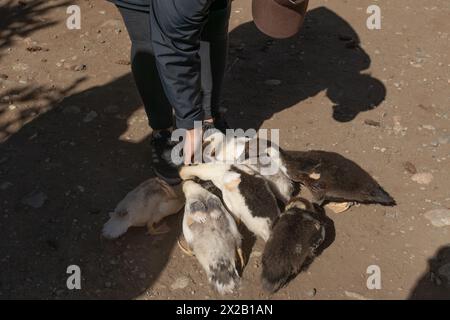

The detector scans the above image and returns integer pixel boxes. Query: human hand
[183,127,202,165]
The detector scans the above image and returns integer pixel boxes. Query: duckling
[204,133,297,204]
[180,163,280,241]
[182,180,243,294]
[278,150,396,206]
[202,131,250,163]
[190,177,223,201]
[102,177,184,239]
[244,155,300,205]
[242,138,300,204]
[261,197,326,293]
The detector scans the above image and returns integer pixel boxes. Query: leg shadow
[0,73,180,299]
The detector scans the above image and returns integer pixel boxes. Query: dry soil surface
[0,0,449,299]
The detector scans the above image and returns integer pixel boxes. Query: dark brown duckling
[261,198,326,293]
[280,150,396,206]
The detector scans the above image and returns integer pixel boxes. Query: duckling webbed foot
[177,236,195,256]
[325,201,355,213]
[237,247,246,271]
[147,221,171,235]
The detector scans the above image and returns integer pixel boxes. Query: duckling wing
[282,150,322,180]
[207,196,242,246]
[182,199,207,247]
[261,209,325,293]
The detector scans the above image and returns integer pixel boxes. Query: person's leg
[117,6,173,130]
[117,6,180,184]
[200,0,231,128]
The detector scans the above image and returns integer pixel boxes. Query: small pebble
[424,209,450,227]
[26,45,45,52]
[72,64,87,71]
[83,111,98,123]
[0,182,13,190]
[264,79,281,86]
[403,161,417,174]
[344,291,370,300]
[104,105,119,114]
[305,288,317,297]
[21,191,47,208]
[422,124,436,131]
[63,105,81,114]
[411,172,433,185]
[115,59,130,65]
[171,276,190,290]
[364,119,381,127]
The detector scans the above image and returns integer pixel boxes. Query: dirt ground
[0,0,449,300]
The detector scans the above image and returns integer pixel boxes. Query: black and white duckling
[179,163,280,241]
[242,137,300,205]
[278,150,396,207]
[182,180,243,294]
[261,197,326,293]
[204,133,298,205]
[102,177,184,239]
[244,155,300,205]
[202,131,250,163]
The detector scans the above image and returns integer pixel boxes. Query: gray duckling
[182,180,243,294]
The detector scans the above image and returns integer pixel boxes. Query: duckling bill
[280,150,396,206]
[261,198,326,293]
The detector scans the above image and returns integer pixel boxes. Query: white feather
[180,163,278,241]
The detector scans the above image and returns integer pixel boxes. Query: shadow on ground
[0,6,385,299]
[409,245,450,300]
[224,7,386,129]
[0,0,70,62]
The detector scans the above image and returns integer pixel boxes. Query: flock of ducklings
[103,132,395,295]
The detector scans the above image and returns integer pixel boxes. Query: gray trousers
[117,1,231,129]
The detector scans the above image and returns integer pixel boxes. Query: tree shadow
[409,245,450,300]
[0,0,70,62]
[0,73,179,299]
[0,6,385,299]
[224,6,386,129]
[0,77,87,141]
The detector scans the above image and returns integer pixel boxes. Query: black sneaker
[150,130,181,185]
[214,115,230,133]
